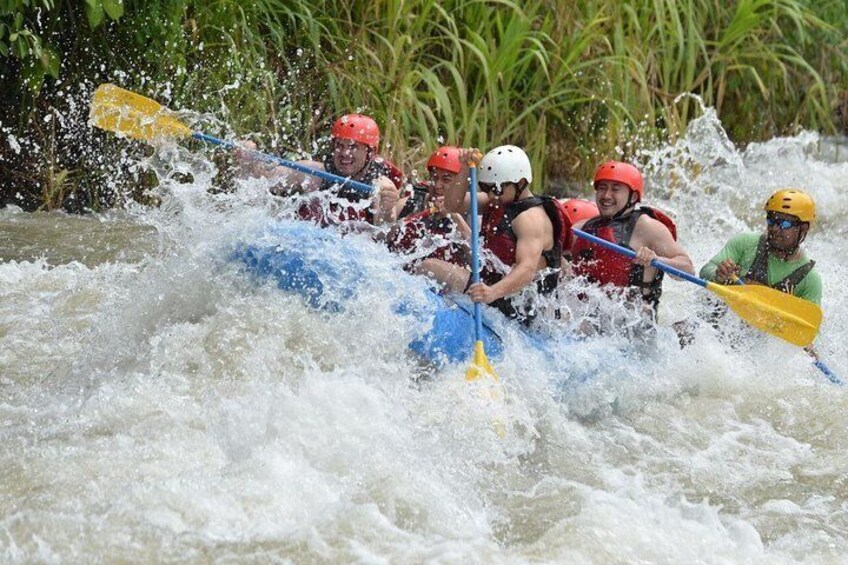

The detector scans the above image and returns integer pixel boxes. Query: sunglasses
[478,182,503,195]
[766,217,801,230]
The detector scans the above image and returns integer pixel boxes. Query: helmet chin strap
[610,190,639,220]
[798,224,809,245]
[515,178,529,197]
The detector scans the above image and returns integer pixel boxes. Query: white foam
[2,108,847,561]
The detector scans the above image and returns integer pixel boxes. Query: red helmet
[561,198,599,224]
[593,161,644,202]
[426,146,462,174]
[331,114,380,149]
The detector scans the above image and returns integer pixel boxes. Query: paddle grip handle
[192,133,375,196]
[572,228,705,287]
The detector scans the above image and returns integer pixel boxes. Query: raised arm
[444,148,491,214]
[370,176,401,225]
[234,141,324,194]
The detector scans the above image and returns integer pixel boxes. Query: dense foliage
[1,0,846,210]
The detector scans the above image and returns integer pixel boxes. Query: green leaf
[21,58,46,94]
[0,42,8,57]
[42,45,60,78]
[102,0,123,20]
[85,0,105,29]
[14,37,27,58]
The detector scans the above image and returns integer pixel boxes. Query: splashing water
[1,106,847,562]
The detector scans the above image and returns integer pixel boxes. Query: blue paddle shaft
[814,360,843,385]
[469,166,483,342]
[469,167,481,285]
[572,228,705,287]
[192,132,375,196]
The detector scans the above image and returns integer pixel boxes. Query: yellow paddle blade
[89,83,193,143]
[466,341,499,382]
[707,281,822,347]
[465,341,505,437]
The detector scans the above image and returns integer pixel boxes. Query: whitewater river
[2,110,847,563]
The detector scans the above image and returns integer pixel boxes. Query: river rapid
[1,109,847,563]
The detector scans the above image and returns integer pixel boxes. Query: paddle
[89,83,374,196]
[465,163,498,383]
[812,359,843,385]
[572,228,822,348]
[729,276,842,385]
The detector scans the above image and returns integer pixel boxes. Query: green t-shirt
[700,232,823,305]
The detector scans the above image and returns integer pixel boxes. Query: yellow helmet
[764,189,815,223]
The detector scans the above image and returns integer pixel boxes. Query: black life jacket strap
[505,195,563,272]
[582,206,641,249]
[745,234,814,293]
[746,235,771,285]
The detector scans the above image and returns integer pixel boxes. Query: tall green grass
[1,0,846,210]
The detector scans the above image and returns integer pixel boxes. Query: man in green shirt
[700,189,822,305]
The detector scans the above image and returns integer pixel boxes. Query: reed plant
[1,0,846,210]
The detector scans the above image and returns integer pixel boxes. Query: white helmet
[479,145,532,188]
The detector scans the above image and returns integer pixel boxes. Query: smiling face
[331,138,371,177]
[426,167,459,215]
[428,167,457,198]
[594,180,633,218]
[766,211,808,254]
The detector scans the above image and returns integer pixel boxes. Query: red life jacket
[379,157,405,190]
[296,197,371,226]
[481,195,570,293]
[297,157,404,226]
[387,209,466,267]
[571,206,677,306]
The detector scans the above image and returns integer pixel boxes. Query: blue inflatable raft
[234,222,505,365]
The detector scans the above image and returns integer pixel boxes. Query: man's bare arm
[485,209,548,300]
[636,216,694,274]
[444,148,491,214]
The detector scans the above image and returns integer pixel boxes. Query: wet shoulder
[632,212,673,244]
[512,204,551,232]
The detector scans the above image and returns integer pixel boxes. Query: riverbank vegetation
[2,0,846,211]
